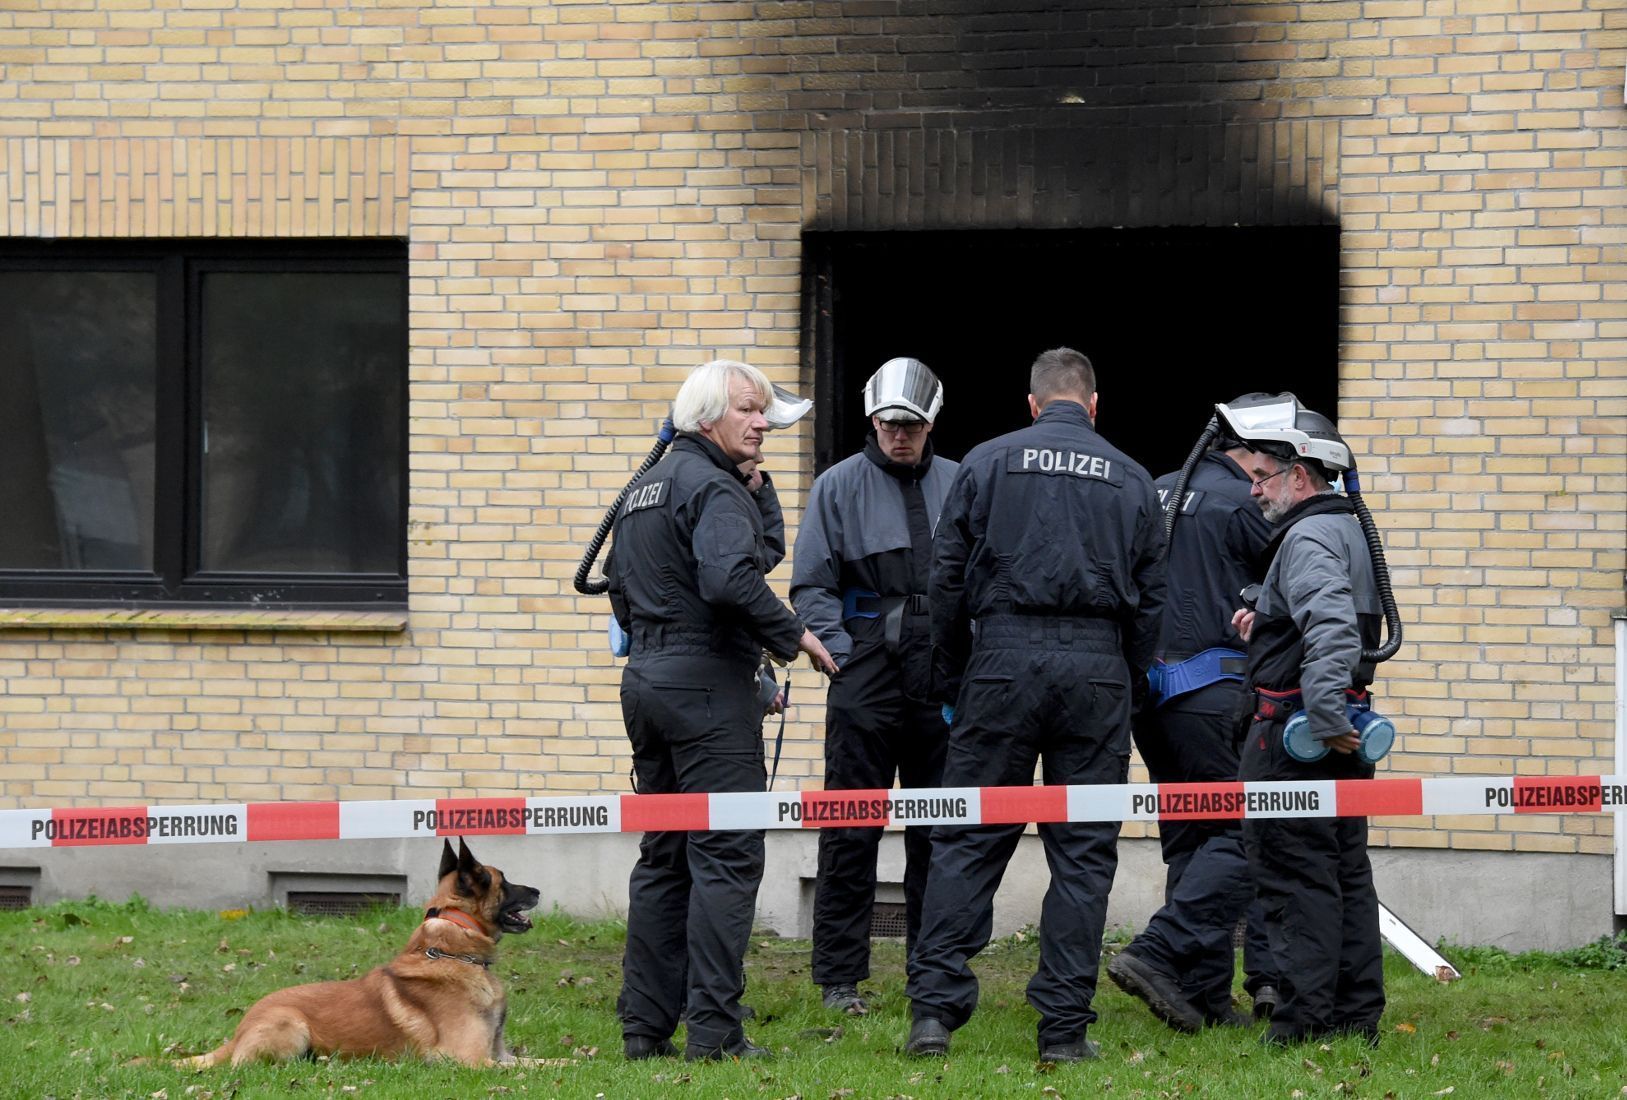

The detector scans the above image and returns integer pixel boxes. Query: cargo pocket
[648,683,713,740]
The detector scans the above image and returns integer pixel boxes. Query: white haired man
[608,359,837,1062]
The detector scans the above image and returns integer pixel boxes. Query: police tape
[3,775,1626,849]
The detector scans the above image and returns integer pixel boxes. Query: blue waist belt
[1147,648,1247,707]
[841,588,927,621]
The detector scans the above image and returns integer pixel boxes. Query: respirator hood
[1214,391,1353,475]
[863,357,943,423]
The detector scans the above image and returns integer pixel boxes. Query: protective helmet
[1214,391,1353,475]
[864,357,943,423]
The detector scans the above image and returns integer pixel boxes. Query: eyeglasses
[1250,466,1292,489]
[876,420,927,437]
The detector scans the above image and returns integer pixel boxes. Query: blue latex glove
[941,704,956,727]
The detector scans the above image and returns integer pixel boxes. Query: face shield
[1214,391,1352,475]
[764,383,813,430]
[864,357,944,423]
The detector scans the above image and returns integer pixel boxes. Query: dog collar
[424,907,485,936]
[423,946,493,969]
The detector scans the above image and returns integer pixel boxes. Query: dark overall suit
[1123,451,1278,1019]
[1239,493,1385,1043]
[607,432,804,1053]
[906,400,1166,1048]
[791,434,958,987]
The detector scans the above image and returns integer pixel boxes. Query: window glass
[0,270,157,571]
[199,271,403,575]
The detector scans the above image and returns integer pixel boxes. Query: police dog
[183,839,540,1069]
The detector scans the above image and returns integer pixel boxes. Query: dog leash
[768,670,790,790]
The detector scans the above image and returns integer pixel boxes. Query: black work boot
[904,1017,951,1057]
[1106,951,1206,1033]
[822,982,869,1016]
[624,1034,679,1060]
[1038,1036,1100,1062]
[1206,1007,1253,1028]
[684,1034,770,1062]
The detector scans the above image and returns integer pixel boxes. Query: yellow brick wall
[0,1,1622,860]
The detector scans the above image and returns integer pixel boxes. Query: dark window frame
[0,238,409,610]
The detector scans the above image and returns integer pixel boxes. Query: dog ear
[455,838,489,897]
[439,838,458,881]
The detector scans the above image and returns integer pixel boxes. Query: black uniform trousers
[617,654,766,1051]
[907,618,1129,1046]
[1239,711,1385,1040]
[811,675,947,987]
[1130,682,1277,1016]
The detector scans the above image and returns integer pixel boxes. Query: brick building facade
[0,0,1622,947]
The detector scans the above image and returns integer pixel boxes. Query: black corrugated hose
[572,417,676,596]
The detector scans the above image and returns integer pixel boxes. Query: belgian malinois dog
[183,838,540,1068]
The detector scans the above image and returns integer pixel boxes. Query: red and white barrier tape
[3,775,1624,849]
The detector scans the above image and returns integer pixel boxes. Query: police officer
[1223,393,1386,1045]
[791,358,958,1017]
[607,359,838,1062]
[904,347,1166,1063]
[1107,415,1280,1030]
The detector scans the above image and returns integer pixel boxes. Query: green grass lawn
[3,897,1625,1099]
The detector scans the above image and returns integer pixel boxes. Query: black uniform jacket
[930,400,1167,700]
[607,432,804,665]
[1154,451,1272,659]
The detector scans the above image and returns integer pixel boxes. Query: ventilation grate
[869,901,908,939]
[0,885,32,911]
[286,890,399,917]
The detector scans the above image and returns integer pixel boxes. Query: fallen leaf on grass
[1431,1089,1454,1096]
[510,1057,578,1068]
[1393,1021,1416,1033]
[797,1027,843,1042]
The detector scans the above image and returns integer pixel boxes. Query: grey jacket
[1247,494,1381,741]
[791,442,958,665]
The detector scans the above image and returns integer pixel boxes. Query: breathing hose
[1162,414,1218,548]
[1343,468,1404,664]
[572,417,677,596]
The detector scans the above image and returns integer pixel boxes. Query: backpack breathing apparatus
[1163,392,1404,763]
[573,379,814,785]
